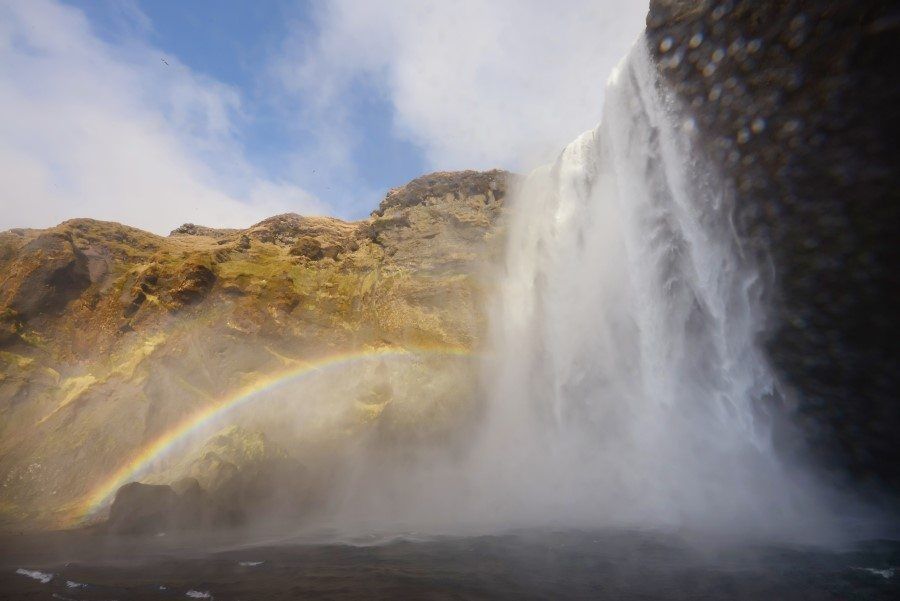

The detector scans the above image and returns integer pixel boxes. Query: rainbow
[73,345,472,523]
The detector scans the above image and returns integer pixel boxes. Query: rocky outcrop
[107,482,182,534]
[106,427,312,533]
[646,1,900,491]
[169,264,216,308]
[1,233,93,322]
[106,478,209,535]
[289,236,325,260]
[170,223,237,238]
[0,170,509,529]
[177,426,311,527]
[373,170,509,216]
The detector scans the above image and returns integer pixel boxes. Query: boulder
[170,477,208,528]
[106,482,180,535]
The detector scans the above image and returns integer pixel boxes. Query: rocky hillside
[0,170,510,529]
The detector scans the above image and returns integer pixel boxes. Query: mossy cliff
[0,170,510,529]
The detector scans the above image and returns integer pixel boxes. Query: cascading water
[328,36,835,543]
[467,37,831,540]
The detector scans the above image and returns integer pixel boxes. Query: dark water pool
[1,529,898,600]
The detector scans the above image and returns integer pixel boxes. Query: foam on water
[15,568,54,584]
[855,567,896,579]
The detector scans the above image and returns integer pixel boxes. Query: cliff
[0,170,510,528]
[646,1,900,492]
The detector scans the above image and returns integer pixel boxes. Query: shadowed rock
[169,264,216,308]
[180,426,312,527]
[107,480,211,534]
[104,428,314,534]
[107,482,180,535]
[2,233,92,322]
[289,236,324,260]
[647,0,900,492]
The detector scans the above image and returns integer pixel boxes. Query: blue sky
[67,0,426,217]
[1,0,647,233]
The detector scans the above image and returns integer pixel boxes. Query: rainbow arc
[73,344,472,523]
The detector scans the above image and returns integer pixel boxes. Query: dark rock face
[105,467,310,534]
[107,480,213,534]
[107,482,181,534]
[105,428,314,535]
[646,1,900,491]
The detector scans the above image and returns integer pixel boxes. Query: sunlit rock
[0,170,507,528]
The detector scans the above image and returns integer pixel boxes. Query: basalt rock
[646,1,900,492]
[107,478,211,534]
[106,482,181,535]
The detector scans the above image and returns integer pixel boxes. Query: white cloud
[0,0,649,233]
[0,0,324,234]
[274,0,648,172]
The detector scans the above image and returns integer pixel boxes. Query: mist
[235,37,850,546]
[3,3,898,598]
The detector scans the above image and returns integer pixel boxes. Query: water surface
[2,529,898,600]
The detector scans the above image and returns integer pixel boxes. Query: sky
[0,0,648,234]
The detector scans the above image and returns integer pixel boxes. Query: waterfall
[470,37,830,539]
[327,36,835,543]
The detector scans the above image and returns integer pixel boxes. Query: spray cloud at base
[3,5,899,598]
[36,36,857,545]
[318,38,838,543]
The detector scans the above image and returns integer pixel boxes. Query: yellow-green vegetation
[0,170,509,529]
[0,350,33,369]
